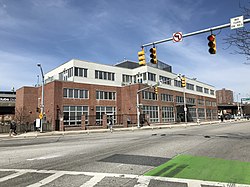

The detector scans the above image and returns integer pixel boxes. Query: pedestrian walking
[108,116,113,133]
[9,120,17,136]
[220,114,224,122]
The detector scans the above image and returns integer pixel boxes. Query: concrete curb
[0,120,249,139]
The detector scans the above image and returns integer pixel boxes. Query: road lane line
[26,171,66,187]
[80,174,106,187]
[27,154,62,161]
[0,171,27,182]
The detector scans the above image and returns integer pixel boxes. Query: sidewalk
[0,120,245,139]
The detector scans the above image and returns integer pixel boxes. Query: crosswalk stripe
[0,168,250,187]
[0,171,27,182]
[80,174,106,187]
[26,171,66,187]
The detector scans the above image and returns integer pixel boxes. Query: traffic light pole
[141,18,250,47]
[183,87,187,124]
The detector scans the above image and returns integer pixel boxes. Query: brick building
[16,59,218,130]
[216,88,234,104]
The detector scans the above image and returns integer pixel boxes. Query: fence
[0,123,52,133]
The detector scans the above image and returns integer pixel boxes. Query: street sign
[39,112,43,119]
[173,32,183,42]
[242,98,250,101]
[230,16,244,30]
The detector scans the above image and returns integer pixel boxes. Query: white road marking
[27,154,62,161]
[80,174,105,187]
[0,171,26,182]
[0,168,249,187]
[27,171,66,187]
[134,176,151,187]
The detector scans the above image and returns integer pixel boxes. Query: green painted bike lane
[145,154,250,185]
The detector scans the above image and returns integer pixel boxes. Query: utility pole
[37,63,44,133]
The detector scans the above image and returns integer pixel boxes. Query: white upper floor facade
[44,59,216,99]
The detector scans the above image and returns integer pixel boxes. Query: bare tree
[224,1,250,61]
[15,107,29,125]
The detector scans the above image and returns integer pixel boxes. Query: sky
[0,0,249,100]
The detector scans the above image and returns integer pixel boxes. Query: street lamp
[37,63,44,133]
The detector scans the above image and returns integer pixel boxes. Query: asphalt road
[1,121,250,187]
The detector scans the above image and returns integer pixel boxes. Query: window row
[96,91,116,100]
[63,88,89,99]
[74,67,88,77]
[62,105,218,126]
[142,91,158,100]
[58,68,215,96]
[95,70,115,81]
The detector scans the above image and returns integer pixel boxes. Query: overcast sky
[0,0,249,100]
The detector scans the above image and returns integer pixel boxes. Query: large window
[176,96,184,103]
[206,109,212,119]
[186,83,194,90]
[74,67,87,77]
[63,106,88,126]
[95,70,115,81]
[96,106,116,124]
[96,91,116,100]
[122,74,133,83]
[174,80,181,87]
[161,93,173,102]
[212,109,218,119]
[59,67,73,81]
[148,72,156,81]
[63,88,88,99]
[162,106,174,122]
[205,100,212,106]
[198,99,204,106]
[196,86,203,93]
[198,108,205,119]
[159,75,171,85]
[189,108,197,120]
[186,97,196,105]
[210,89,215,95]
[142,105,159,122]
[142,91,157,100]
[204,88,209,94]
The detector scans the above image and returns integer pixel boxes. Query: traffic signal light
[149,47,157,64]
[207,34,216,54]
[36,107,41,113]
[138,49,146,66]
[154,86,158,94]
[181,77,186,87]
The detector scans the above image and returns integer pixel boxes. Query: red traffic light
[207,34,216,54]
[207,34,215,42]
